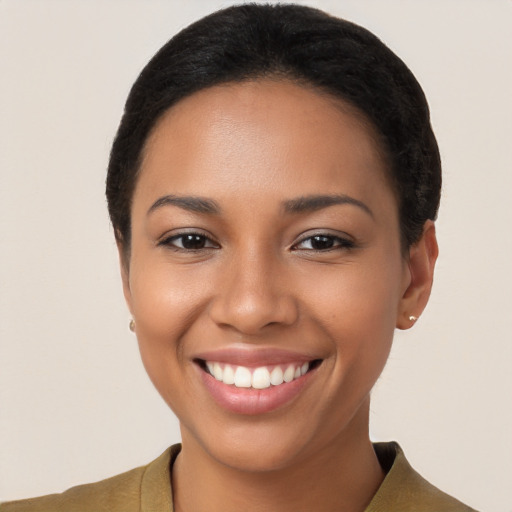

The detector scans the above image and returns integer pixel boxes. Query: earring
[408,315,418,322]
[129,319,136,332]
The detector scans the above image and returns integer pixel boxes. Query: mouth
[193,352,323,415]
[196,358,323,389]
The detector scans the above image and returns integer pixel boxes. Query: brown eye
[309,235,335,250]
[180,234,207,249]
[159,232,219,251]
[293,234,355,251]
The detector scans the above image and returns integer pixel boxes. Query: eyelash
[158,231,355,253]
[291,233,355,252]
[158,232,219,251]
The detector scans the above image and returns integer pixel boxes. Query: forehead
[137,79,394,210]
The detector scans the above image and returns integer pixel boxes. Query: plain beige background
[1,1,511,510]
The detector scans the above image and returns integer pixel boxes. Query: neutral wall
[1,1,510,510]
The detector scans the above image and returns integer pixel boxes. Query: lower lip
[199,367,316,415]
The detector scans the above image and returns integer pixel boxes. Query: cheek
[304,258,402,331]
[127,255,211,403]
[301,254,403,373]
[129,248,210,332]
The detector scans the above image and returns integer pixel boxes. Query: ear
[396,220,439,330]
[117,240,134,316]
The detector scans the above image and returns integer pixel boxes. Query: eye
[292,234,355,251]
[159,232,219,251]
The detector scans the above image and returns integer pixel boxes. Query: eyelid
[157,229,220,250]
[156,228,354,252]
[291,230,355,251]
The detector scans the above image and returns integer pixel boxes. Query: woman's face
[123,80,412,471]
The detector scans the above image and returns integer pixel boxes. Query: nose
[209,249,299,335]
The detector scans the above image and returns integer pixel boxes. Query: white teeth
[234,366,252,388]
[252,367,271,389]
[213,362,223,381]
[283,365,295,383]
[223,364,235,385]
[205,361,313,389]
[270,366,284,386]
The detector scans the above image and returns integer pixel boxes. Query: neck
[172,404,385,512]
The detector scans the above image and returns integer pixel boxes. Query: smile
[195,354,323,415]
[205,361,311,389]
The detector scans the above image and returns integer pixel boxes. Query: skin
[120,80,438,512]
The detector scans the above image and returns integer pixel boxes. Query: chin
[206,433,311,473]
[180,408,347,475]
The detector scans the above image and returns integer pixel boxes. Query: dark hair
[106,3,441,251]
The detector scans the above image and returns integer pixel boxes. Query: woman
[2,4,478,511]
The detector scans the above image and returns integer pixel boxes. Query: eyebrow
[283,194,374,218]
[147,193,373,218]
[147,195,221,215]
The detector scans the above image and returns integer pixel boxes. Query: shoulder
[367,442,478,512]
[0,446,179,512]
[1,466,146,512]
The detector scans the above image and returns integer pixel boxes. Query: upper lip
[193,347,321,367]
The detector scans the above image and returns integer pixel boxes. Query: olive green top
[1,442,477,511]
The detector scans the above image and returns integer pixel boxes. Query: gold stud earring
[129,319,136,332]
[408,315,418,322]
